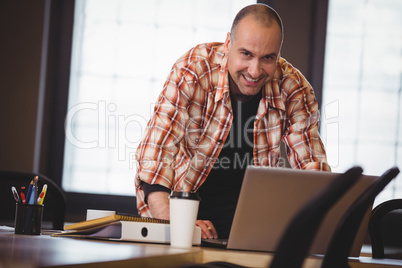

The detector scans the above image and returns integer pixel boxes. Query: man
[134,4,330,240]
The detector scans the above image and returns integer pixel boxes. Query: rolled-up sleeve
[135,64,192,216]
[281,68,331,172]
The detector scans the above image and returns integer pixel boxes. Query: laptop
[202,166,377,257]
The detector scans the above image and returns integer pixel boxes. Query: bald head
[230,4,283,42]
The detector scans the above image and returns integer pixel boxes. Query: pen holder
[14,203,44,235]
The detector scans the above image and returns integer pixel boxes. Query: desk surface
[1,230,402,268]
[0,232,202,268]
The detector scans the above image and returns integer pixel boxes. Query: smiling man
[227,9,282,102]
[134,4,330,240]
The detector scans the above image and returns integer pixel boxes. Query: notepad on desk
[52,213,201,245]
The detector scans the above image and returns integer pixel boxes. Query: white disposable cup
[169,192,200,248]
[86,209,116,221]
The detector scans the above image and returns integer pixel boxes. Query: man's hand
[196,220,218,239]
[147,191,170,220]
[147,191,218,239]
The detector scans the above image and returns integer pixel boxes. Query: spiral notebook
[63,212,169,231]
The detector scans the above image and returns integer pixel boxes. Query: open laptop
[202,166,377,257]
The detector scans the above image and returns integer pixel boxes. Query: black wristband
[141,181,171,204]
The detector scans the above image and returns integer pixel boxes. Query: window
[321,0,402,205]
[63,0,256,195]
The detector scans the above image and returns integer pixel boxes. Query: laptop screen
[227,166,377,256]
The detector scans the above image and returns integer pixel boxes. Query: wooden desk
[201,247,402,268]
[2,231,402,268]
[0,232,202,268]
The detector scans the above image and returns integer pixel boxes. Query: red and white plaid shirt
[135,42,330,217]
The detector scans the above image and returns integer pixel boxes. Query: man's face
[225,17,282,101]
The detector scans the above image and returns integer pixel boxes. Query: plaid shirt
[135,42,330,217]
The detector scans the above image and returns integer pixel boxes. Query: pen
[20,187,26,204]
[26,180,34,204]
[28,185,36,205]
[28,181,37,205]
[11,186,20,203]
[37,184,47,205]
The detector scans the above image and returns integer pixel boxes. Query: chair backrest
[321,167,400,268]
[0,170,67,230]
[269,166,363,268]
[369,198,402,259]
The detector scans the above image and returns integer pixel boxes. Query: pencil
[33,176,39,205]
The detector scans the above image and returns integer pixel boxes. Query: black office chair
[321,167,400,268]
[269,166,363,268]
[182,166,363,268]
[369,198,402,259]
[0,170,67,230]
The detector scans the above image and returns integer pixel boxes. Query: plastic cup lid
[169,191,201,201]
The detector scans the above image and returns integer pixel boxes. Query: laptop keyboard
[201,238,228,248]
